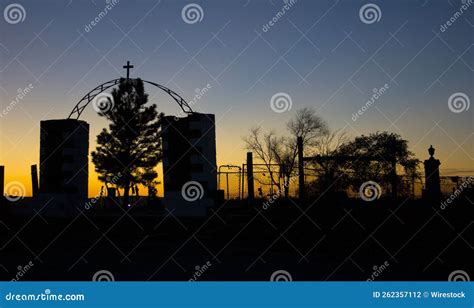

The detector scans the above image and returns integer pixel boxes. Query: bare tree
[287,107,329,152]
[314,129,347,157]
[242,127,282,194]
[282,107,329,196]
[243,108,328,197]
[310,130,349,194]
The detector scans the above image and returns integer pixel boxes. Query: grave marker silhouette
[423,145,441,201]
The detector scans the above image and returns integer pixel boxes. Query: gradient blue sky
[1,0,473,196]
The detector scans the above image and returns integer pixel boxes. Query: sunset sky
[1,0,472,197]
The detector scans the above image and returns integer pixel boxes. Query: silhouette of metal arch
[67,78,194,119]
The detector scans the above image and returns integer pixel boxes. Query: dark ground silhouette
[0,193,472,281]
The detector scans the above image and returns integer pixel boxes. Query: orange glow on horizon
[1,137,472,198]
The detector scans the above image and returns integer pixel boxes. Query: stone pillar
[40,119,89,198]
[247,152,254,201]
[161,113,217,216]
[31,165,39,197]
[423,145,441,201]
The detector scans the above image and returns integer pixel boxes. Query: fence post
[241,163,245,199]
[31,165,39,197]
[297,137,305,201]
[247,152,254,201]
[0,166,4,209]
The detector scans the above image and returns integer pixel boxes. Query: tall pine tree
[91,78,162,207]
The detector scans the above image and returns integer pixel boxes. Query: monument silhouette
[3,61,217,217]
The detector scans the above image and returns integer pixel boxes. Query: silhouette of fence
[218,163,472,201]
